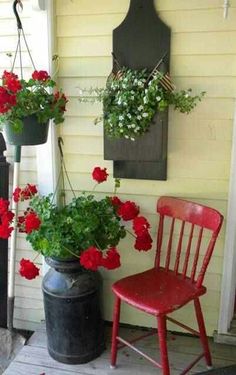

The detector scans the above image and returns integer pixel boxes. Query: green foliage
[0,75,67,132]
[79,67,205,140]
[26,193,126,259]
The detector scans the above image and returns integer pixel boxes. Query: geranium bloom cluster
[0,167,153,279]
[79,167,153,271]
[0,70,68,132]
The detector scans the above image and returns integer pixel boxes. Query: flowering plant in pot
[0,166,153,364]
[0,70,68,139]
[0,166,153,279]
[79,67,205,140]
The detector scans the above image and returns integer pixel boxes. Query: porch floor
[3,325,236,375]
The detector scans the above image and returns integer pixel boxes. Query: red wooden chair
[111,196,223,375]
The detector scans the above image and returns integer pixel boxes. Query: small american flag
[152,70,175,92]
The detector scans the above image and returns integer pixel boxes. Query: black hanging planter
[42,257,105,364]
[4,115,49,146]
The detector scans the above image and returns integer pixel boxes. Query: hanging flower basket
[4,115,49,146]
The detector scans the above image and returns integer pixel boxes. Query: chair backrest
[156,196,223,288]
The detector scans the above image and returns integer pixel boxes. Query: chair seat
[112,267,206,315]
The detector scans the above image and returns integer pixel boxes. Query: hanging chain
[12,0,36,78]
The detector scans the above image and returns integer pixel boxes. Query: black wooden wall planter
[104,0,171,180]
[0,133,9,328]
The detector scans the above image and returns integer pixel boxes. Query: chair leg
[157,316,170,375]
[111,296,121,368]
[194,298,212,367]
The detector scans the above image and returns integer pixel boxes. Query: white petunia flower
[127,113,132,119]
[119,115,124,121]
[142,113,148,118]
[137,115,142,120]
[131,124,136,128]
[138,105,143,111]
[156,96,161,101]
[131,137,135,141]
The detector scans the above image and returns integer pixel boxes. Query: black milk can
[42,257,105,364]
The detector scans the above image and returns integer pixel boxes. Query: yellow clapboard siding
[169,118,232,141]
[173,77,236,98]
[171,55,236,76]
[58,36,112,57]
[57,14,126,37]
[56,0,236,16]
[58,34,236,58]
[59,57,112,77]
[172,32,236,55]
[160,9,236,32]
[63,173,229,201]
[57,10,236,36]
[61,117,103,136]
[168,139,232,162]
[56,0,130,16]
[168,158,230,180]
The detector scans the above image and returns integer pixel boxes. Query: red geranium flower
[19,258,40,280]
[92,167,108,183]
[102,247,121,270]
[118,200,139,221]
[133,216,150,236]
[80,246,102,271]
[22,184,38,200]
[0,221,13,239]
[134,232,153,251]
[32,70,50,81]
[13,187,22,203]
[24,212,41,234]
[54,91,68,111]
[2,71,22,93]
[13,184,37,203]
[110,196,122,208]
[0,198,9,215]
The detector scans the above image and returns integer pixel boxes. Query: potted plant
[0,70,67,145]
[79,67,205,141]
[0,167,153,364]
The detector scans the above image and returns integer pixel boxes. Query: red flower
[118,201,139,221]
[110,196,122,208]
[0,222,13,239]
[19,258,40,280]
[24,212,41,234]
[102,247,121,270]
[134,232,153,251]
[13,184,37,202]
[13,187,21,203]
[0,198,9,215]
[17,215,26,233]
[2,71,21,93]
[2,210,14,223]
[80,246,102,271]
[22,184,38,200]
[32,70,50,81]
[92,167,108,183]
[2,71,18,81]
[133,216,150,236]
[54,91,68,111]
[0,87,16,113]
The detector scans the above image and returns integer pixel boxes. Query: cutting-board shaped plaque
[104,0,171,180]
